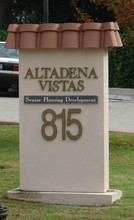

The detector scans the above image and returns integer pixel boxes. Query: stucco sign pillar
[5,22,122,206]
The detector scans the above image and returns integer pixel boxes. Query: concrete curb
[109,88,134,102]
[109,130,134,134]
[0,120,19,125]
[109,95,133,102]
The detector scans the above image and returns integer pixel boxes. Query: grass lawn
[0,125,134,220]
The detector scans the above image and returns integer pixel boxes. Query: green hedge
[109,34,134,88]
[0,30,7,41]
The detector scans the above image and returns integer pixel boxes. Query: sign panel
[24,95,98,104]
[19,49,109,193]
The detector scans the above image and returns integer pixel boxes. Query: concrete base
[7,189,122,207]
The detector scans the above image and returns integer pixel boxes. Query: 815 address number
[41,108,82,141]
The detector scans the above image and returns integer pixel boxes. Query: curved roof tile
[5,22,123,49]
[81,23,102,31]
[39,23,59,32]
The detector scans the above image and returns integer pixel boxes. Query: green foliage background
[0,30,7,41]
[109,34,134,88]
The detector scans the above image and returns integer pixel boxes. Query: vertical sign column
[19,48,109,193]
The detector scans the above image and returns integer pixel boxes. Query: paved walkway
[109,101,134,133]
[0,97,19,124]
[0,88,134,133]
[109,88,134,133]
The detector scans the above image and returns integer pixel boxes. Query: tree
[70,0,134,44]
[5,0,43,25]
[70,0,115,22]
[49,0,76,23]
[1,0,76,29]
[98,0,134,42]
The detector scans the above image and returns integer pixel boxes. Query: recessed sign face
[19,49,109,193]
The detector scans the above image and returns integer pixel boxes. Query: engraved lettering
[78,67,88,78]
[35,68,43,79]
[24,68,34,79]
[41,68,51,78]
[88,68,98,79]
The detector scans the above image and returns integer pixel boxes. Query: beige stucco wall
[19,48,109,193]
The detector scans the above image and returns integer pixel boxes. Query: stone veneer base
[7,189,122,207]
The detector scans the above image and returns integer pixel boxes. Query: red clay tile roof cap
[7,24,19,32]
[81,23,102,31]
[60,23,81,31]
[5,22,123,49]
[18,24,39,32]
[39,23,59,32]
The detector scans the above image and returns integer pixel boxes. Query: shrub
[109,33,134,88]
[0,30,8,41]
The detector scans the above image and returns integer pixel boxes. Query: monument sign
[5,22,122,206]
